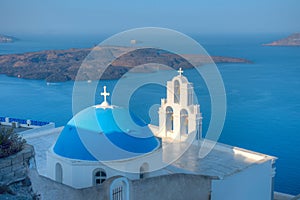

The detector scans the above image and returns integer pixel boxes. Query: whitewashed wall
[46,147,162,189]
[211,160,273,200]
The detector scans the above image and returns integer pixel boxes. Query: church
[43,68,276,200]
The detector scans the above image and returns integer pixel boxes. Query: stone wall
[0,144,34,185]
[30,171,212,200]
[29,170,114,200]
[131,173,212,200]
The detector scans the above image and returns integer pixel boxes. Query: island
[0,46,251,82]
[263,33,300,46]
[0,34,17,43]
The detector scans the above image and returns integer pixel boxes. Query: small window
[94,169,107,185]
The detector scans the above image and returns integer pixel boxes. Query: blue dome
[53,105,159,161]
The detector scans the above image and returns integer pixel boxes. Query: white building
[42,68,276,200]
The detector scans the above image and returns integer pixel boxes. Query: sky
[0,0,299,36]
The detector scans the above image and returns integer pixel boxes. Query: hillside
[263,33,300,46]
[0,46,251,82]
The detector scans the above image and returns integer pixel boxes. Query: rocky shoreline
[0,46,251,82]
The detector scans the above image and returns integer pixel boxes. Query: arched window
[140,162,149,179]
[93,168,107,185]
[180,109,189,135]
[166,106,174,132]
[174,80,180,104]
[55,163,63,183]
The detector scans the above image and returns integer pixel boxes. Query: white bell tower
[158,68,202,141]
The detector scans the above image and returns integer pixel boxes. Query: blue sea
[0,34,299,195]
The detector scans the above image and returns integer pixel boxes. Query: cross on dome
[178,67,183,76]
[101,86,110,103]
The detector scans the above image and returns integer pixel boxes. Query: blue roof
[53,106,159,161]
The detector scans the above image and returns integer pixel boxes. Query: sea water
[0,34,299,194]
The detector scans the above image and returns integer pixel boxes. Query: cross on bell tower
[178,67,183,76]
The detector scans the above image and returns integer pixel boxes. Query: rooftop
[164,139,275,179]
[148,125,276,179]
